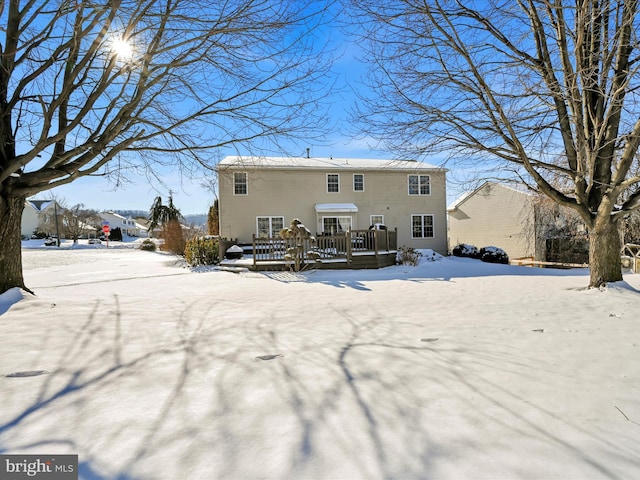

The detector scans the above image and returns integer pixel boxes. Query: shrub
[452,243,479,258]
[397,246,422,266]
[139,239,157,251]
[109,227,123,241]
[479,246,509,264]
[161,220,186,255]
[185,237,220,266]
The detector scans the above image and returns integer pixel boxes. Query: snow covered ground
[1,243,639,479]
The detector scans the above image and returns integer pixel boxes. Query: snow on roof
[218,155,443,171]
[26,199,53,211]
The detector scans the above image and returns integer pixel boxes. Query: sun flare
[111,37,134,60]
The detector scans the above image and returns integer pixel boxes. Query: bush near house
[397,246,422,266]
[479,246,510,264]
[185,237,220,266]
[452,243,479,258]
[109,227,123,242]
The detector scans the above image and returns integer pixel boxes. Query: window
[327,174,340,193]
[323,216,352,234]
[412,214,434,238]
[408,175,430,195]
[234,172,248,195]
[370,215,384,226]
[257,216,284,237]
[353,174,364,192]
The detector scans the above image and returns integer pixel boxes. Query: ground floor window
[257,216,284,237]
[322,216,352,234]
[411,214,434,238]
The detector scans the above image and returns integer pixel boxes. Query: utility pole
[54,201,61,247]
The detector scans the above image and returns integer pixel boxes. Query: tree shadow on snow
[1,295,638,479]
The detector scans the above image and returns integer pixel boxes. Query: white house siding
[448,182,535,260]
[217,157,448,254]
[20,203,40,238]
[99,212,148,237]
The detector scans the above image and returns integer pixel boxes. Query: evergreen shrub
[185,237,220,266]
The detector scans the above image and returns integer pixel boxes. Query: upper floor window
[353,174,364,192]
[234,172,248,195]
[408,175,430,195]
[327,174,339,193]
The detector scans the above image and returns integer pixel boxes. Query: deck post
[252,234,257,269]
[374,230,379,260]
[347,230,352,263]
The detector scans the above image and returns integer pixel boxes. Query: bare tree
[63,204,101,243]
[348,0,640,287]
[0,0,335,293]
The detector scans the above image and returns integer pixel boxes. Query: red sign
[102,225,111,233]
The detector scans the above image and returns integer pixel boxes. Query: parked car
[88,238,102,244]
[44,238,57,246]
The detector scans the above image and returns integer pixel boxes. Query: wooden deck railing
[252,228,397,267]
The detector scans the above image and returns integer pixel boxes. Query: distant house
[448,181,588,263]
[21,199,61,238]
[217,155,448,254]
[99,212,148,237]
[448,182,538,260]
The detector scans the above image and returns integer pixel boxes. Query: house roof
[218,156,444,172]
[447,181,532,211]
[26,199,54,211]
[315,203,359,213]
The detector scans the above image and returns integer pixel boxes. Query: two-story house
[99,212,148,237]
[21,199,62,238]
[217,156,448,254]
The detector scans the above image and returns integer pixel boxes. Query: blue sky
[42,32,401,214]
[41,12,458,215]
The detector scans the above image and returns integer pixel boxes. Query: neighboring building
[20,199,61,238]
[99,212,148,237]
[217,155,448,253]
[448,181,588,263]
[448,182,537,260]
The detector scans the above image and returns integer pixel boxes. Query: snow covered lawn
[1,247,639,479]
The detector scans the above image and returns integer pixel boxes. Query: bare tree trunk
[0,194,29,294]
[589,217,623,288]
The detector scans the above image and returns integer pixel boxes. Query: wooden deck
[223,229,398,271]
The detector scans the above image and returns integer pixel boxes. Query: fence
[252,228,397,267]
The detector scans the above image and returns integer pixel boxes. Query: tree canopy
[348,0,640,287]
[0,0,335,294]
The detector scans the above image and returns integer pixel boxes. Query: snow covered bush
[452,243,479,258]
[139,239,157,252]
[479,246,510,264]
[185,237,220,266]
[397,246,422,266]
